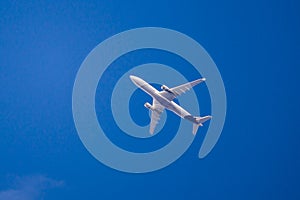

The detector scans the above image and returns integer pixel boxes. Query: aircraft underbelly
[169,101,190,118]
[154,93,190,118]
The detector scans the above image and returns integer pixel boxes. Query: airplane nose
[129,75,145,87]
[129,75,135,80]
[129,75,138,83]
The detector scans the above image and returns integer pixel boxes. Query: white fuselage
[130,76,191,119]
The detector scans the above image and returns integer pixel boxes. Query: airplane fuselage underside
[139,81,191,119]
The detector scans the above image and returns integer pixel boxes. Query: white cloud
[0,175,64,200]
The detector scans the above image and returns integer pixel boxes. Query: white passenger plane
[129,75,212,135]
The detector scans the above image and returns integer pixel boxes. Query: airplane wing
[159,78,206,101]
[149,99,165,134]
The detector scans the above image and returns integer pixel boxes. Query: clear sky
[0,0,299,199]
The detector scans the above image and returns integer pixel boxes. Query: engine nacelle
[161,85,173,93]
[161,85,169,91]
[144,102,154,110]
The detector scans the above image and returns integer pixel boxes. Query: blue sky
[0,0,300,199]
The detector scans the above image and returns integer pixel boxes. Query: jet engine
[161,85,173,93]
[144,102,154,111]
[161,85,169,91]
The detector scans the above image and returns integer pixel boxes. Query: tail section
[193,123,202,135]
[195,115,212,124]
[192,115,212,135]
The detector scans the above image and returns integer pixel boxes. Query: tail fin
[192,115,212,135]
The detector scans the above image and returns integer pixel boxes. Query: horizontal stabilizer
[193,123,199,135]
[192,115,212,135]
[196,115,212,124]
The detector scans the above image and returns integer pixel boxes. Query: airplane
[129,75,212,135]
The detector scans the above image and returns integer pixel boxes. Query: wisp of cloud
[0,174,64,200]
